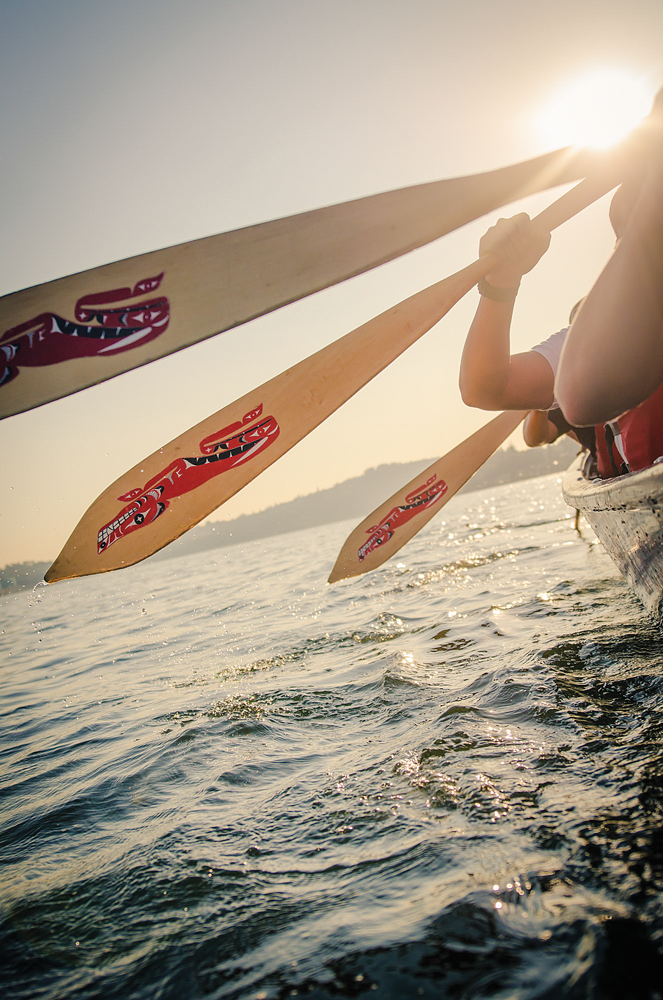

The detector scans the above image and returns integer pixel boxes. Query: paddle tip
[44,561,65,584]
[328,560,350,584]
[328,558,363,584]
[44,551,84,584]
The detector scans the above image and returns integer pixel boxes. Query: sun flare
[538,68,652,149]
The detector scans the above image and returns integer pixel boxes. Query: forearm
[459,212,554,410]
[460,298,556,410]
[459,297,515,408]
[556,167,663,425]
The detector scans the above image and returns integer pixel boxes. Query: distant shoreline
[1,437,578,594]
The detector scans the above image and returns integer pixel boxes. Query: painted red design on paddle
[0,274,169,388]
[357,475,448,563]
[97,405,280,554]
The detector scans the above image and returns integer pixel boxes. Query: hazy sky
[1,0,663,567]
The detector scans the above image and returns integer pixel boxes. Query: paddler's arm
[459,213,554,410]
[556,164,663,425]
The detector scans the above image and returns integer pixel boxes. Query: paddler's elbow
[556,380,605,427]
[556,353,620,425]
[459,379,505,410]
[554,367,596,427]
[554,395,588,427]
[559,361,663,425]
[522,425,548,447]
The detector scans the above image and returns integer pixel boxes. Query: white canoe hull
[562,453,663,617]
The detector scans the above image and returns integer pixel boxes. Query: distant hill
[0,561,52,597]
[1,436,578,594]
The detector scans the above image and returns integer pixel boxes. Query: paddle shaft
[1,146,599,421]
[46,174,615,583]
[325,173,624,582]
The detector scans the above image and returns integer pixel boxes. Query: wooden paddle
[44,171,617,584]
[0,145,596,421]
[328,410,527,583]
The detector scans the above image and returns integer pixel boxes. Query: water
[2,473,663,1000]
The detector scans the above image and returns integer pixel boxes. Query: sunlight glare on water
[2,474,663,999]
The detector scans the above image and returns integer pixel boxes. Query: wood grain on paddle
[46,170,618,584]
[46,257,489,583]
[1,146,594,420]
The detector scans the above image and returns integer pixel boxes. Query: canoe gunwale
[562,452,663,618]
[562,452,663,513]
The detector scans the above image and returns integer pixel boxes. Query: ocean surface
[2,473,663,1000]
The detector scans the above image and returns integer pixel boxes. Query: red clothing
[595,379,663,478]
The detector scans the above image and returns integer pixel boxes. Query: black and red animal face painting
[0,273,169,388]
[357,475,448,563]
[97,405,280,554]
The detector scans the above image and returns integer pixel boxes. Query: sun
[538,68,653,149]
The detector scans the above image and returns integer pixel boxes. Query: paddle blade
[44,168,619,586]
[328,410,527,583]
[1,146,592,420]
[45,259,486,584]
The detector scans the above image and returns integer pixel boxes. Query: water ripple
[3,475,663,998]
